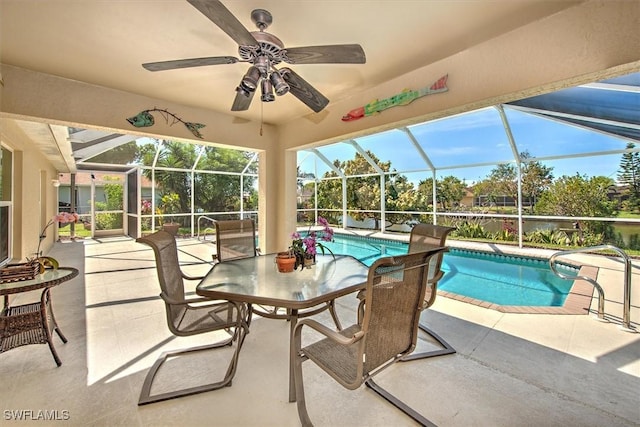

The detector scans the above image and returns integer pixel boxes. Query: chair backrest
[360,249,445,373]
[213,219,258,262]
[136,230,186,322]
[408,223,454,307]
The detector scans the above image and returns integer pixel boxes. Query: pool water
[319,234,576,307]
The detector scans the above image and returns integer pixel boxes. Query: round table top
[0,267,79,296]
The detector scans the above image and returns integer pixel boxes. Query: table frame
[1,267,79,366]
[196,254,369,401]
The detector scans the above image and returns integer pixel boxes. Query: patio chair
[292,249,446,426]
[402,223,456,360]
[136,230,249,405]
[212,218,260,263]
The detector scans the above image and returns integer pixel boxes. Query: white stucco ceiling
[0,0,581,126]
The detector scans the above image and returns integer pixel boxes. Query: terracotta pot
[275,252,296,273]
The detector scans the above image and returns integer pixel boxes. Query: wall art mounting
[126,108,206,139]
[342,74,448,122]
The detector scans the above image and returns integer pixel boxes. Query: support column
[258,148,298,254]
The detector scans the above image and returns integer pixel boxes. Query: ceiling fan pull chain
[260,101,264,136]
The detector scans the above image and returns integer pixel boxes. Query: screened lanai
[62,71,640,251]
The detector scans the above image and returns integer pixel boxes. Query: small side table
[0,267,79,366]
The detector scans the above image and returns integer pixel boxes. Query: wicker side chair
[136,230,249,405]
[292,249,446,426]
[402,223,457,360]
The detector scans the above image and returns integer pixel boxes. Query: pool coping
[438,264,597,314]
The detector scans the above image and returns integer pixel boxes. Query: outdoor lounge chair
[292,249,446,426]
[402,223,456,360]
[136,230,249,405]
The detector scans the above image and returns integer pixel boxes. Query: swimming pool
[319,233,577,307]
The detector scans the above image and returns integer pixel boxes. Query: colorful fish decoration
[342,74,449,122]
[126,108,206,139]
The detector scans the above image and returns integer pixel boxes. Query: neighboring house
[57,172,155,215]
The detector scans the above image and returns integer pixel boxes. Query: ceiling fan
[142,0,366,113]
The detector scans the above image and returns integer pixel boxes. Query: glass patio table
[196,253,369,401]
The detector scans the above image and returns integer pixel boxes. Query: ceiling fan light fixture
[235,84,251,98]
[270,71,289,96]
[261,79,275,102]
[241,66,261,92]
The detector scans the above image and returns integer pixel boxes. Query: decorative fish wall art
[126,108,206,139]
[342,74,449,122]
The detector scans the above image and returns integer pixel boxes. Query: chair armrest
[181,272,205,281]
[428,270,444,285]
[295,318,364,346]
[160,292,215,306]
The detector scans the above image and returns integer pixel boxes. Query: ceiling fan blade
[187,0,258,47]
[231,88,256,111]
[142,56,239,71]
[284,44,366,64]
[280,68,329,113]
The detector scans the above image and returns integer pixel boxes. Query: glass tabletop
[0,267,79,296]
[196,254,368,309]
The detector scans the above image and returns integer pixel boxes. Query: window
[0,146,12,267]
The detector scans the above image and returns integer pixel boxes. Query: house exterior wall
[0,119,60,261]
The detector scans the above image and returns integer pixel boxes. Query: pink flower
[54,212,79,224]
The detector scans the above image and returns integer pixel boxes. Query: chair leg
[292,330,314,426]
[138,324,247,406]
[365,378,437,427]
[401,323,455,362]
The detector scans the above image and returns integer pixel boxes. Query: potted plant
[289,216,335,270]
[275,251,297,273]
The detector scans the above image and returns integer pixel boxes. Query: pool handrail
[196,215,217,241]
[549,244,633,331]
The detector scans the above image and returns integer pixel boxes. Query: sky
[298,106,630,186]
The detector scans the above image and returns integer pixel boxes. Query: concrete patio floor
[1,236,638,426]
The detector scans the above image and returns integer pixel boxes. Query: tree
[521,151,554,212]
[416,178,434,210]
[438,176,466,210]
[317,151,395,228]
[535,174,617,219]
[473,163,517,210]
[385,173,419,226]
[138,140,258,218]
[617,142,640,211]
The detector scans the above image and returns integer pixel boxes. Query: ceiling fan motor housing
[239,31,285,69]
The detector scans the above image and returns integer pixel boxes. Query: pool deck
[1,235,638,426]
